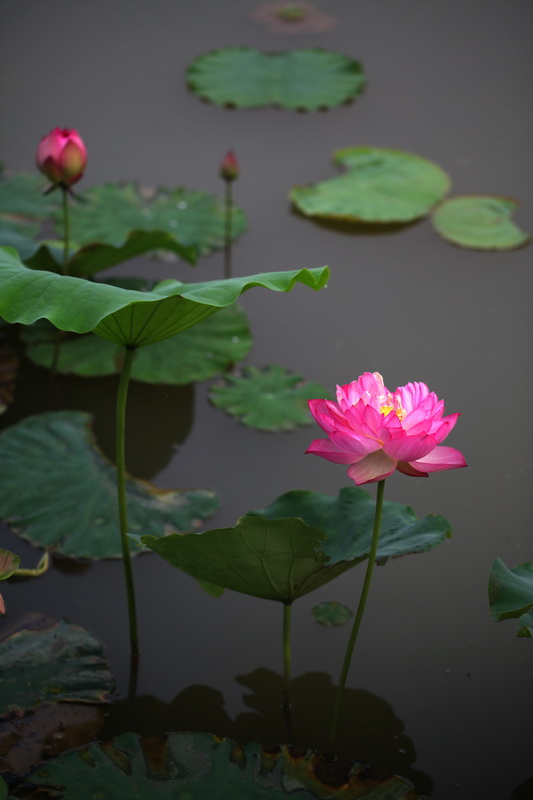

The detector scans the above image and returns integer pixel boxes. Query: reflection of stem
[328,479,386,753]
[223,180,232,280]
[116,346,139,659]
[50,186,70,375]
[282,602,292,714]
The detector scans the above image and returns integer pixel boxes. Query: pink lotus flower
[36,127,87,187]
[219,150,239,181]
[306,372,466,485]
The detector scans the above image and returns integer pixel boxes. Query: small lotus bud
[219,150,239,181]
[36,127,87,187]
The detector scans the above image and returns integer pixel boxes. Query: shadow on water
[0,344,195,480]
[99,669,433,796]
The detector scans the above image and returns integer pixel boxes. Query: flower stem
[116,346,139,659]
[328,478,386,753]
[282,602,292,714]
[62,185,70,275]
[223,179,232,279]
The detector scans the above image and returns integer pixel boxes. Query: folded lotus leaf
[489,558,533,637]
[0,246,329,347]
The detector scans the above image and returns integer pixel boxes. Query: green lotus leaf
[0,618,114,716]
[312,601,352,626]
[22,305,252,383]
[186,47,365,110]
[489,558,533,637]
[0,411,219,559]
[0,246,329,347]
[291,147,451,223]
[249,486,451,565]
[0,218,42,260]
[142,516,355,603]
[431,195,530,250]
[0,548,20,580]
[56,181,246,254]
[0,172,56,219]
[26,229,198,277]
[209,365,332,430]
[18,731,422,799]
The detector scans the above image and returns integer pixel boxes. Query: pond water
[0,1,532,798]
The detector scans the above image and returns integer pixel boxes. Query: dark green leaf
[489,558,533,637]
[312,601,352,626]
[0,334,18,414]
[187,47,365,110]
[249,486,452,565]
[431,195,530,250]
[22,306,252,383]
[0,618,114,716]
[209,365,332,430]
[0,246,329,347]
[291,147,450,223]
[0,411,219,559]
[142,516,354,603]
[18,731,422,799]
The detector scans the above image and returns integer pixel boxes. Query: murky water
[1,1,532,798]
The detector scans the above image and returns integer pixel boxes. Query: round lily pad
[431,195,530,250]
[186,47,365,110]
[291,147,451,223]
[312,601,352,626]
[22,305,252,384]
[209,365,332,430]
[489,558,533,638]
[0,617,114,716]
[58,182,246,256]
[18,731,423,799]
[0,411,219,559]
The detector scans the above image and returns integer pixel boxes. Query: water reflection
[100,669,432,796]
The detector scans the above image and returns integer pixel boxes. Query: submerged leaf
[291,147,450,223]
[0,617,114,716]
[431,195,530,250]
[0,246,329,347]
[187,47,365,110]
[19,731,423,799]
[209,365,332,430]
[22,305,252,383]
[312,601,352,626]
[0,411,219,559]
[489,558,533,637]
[249,486,451,565]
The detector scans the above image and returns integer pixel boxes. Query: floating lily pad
[489,558,533,638]
[56,181,246,255]
[22,305,252,383]
[187,47,365,110]
[291,147,451,223]
[249,486,451,565]
[0,411,219,559]
[209,365,332,430]
[312,601,352,626]
[431,195,530,250]
[0,246,329,348]
[252,2,339,35]
[0,617,114,716]
[18,731,423,799]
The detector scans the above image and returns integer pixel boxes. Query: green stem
[328,479,386,753]
[62,185,70,275]
[224,179,232,280]
[282,602,292,714]
[116,346,139,658]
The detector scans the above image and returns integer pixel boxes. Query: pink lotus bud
[36,127,87,187]
[219,150,239,181]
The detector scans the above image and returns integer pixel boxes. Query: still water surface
[0,2,532,798]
